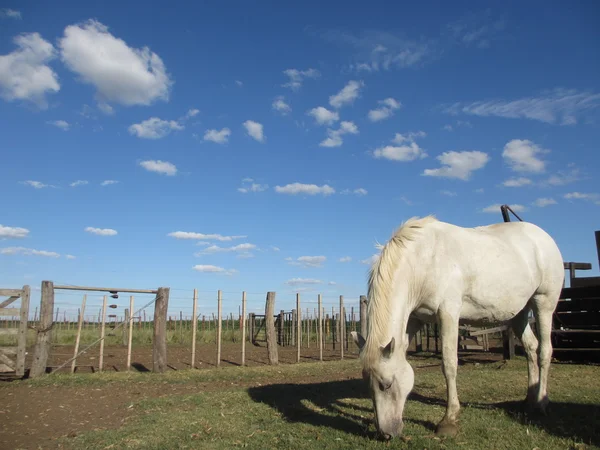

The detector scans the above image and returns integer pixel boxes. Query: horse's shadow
[247,378,600,446]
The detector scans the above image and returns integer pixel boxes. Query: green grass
[20,356,599,450]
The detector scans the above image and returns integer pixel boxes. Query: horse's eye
[379,380,392,391]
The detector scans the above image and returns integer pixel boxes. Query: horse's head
[351,331,414,440]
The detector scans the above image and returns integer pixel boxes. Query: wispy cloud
[341,188,368,196]
[563,192,600,205]
[543,166,581,186]
[195,243,257,259]
[0,225,30,239]
[47,120,70,131]
[281,68,320,91]
[367,97,401,122]
[502,177,533,188]
[204,128,231,144]
[482,204,526,213]
[313,28,433,72]
[446,9,506,49]
[361,254,379,265]
[192,264,237,276]
[440,190,457,197]
[101,180,119,186]
[329,80,364,109]
[168,231,246,242]
[70,180,88,187]
[443,88,600,125]
[272,96,291,115]
[20,180,55,189]
[0,9,21,19]
[1,246,60,257]
[372,131,427,162]
[533,198,557,207]
[275,183,335,196]
[129,117,183,139]
[307,106,339,125]
[284,278,323,286]
[286,256,326,268]
[85,227,117,236]
[423,150,489,180]
[320,121,359,147]
[139,160,177,176]
[339,256,352,263]
[238,178,268,193]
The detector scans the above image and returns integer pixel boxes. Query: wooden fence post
[216,290,222,367]
[296,293,301,363]
[16,285,30,377]
[241,291,247,366]
[99,295,107,372]
[318,294,323,361]
[265,291,278,364]
[360,295,367,337]
[340,296,344,360]
[126,296,134,371]
[30,280,55,378]
[123,308,129,346]
[71,294,87,373]
[191,289,198,369]
[503,329,515,360]
[153,287,169,373]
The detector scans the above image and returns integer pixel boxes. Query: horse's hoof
[435,421,458,438]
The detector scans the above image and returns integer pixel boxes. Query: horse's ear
[351,331,366,350]
[381,337,395,358]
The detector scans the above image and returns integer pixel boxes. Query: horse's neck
[389,282,415,360]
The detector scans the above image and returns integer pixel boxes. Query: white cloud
[168,231,246,241]
[502,177,533,187]
[339,256,352,263]
[192,264,237,276]
[361,254,380,265]
[70,180,88,187]
[316,29,431,72]
[373,131,427,162]
[368,97,401,122]
[0,9,21,19]
[270,246,280,252]
[101,180,119,186]
[423,150,489,180]
[533,198,557,207]
[65,254,76,259]
[443,88,600,125]
[98,102,113,115]
[543,166,581,186]
[1,246,60,257]
[329,80,364,109]
[440,190,457,197]
[272,96,291,115]
[21,180,54,189]
[238,178,268,193]
[139,160,177,176]
[482,204,527,213]
[204,128,231,144]
[47,120,70,131]
[287,256,326,268]
[0,32,60,108]
[195,243,257,255]
[307,106,339,125]
[502,139,548,173]
[185,108,199,118]
[243,120,265,142]
[59,19,172,108]
[341,188,368,196]
[275,183,335,196]
[129,117,183,139]
[563,192,600,204]
[320,121,359,147]
[284,278,323,286]
[447,10,505,49]
[235,80,243,87]
[0,225,29,239]
[400,196,413,206]
[282,68,320,91]
[85,227,117,236]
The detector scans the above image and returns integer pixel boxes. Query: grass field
[6,354,598,450]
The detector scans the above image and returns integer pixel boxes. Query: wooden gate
[0,286,30,376]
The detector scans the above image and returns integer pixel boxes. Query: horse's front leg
[435,309,460,437]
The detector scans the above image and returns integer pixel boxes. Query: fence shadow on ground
[247,378,600,446]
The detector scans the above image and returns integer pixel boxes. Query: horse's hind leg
[531,292,560,414]
[510,307,539,408]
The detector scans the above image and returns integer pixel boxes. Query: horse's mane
[362,215,437,367]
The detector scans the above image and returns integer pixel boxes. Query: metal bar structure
[500,204,523,223]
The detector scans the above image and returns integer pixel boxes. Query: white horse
[351,216,564,440]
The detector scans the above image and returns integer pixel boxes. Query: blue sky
[1,2,600,318]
